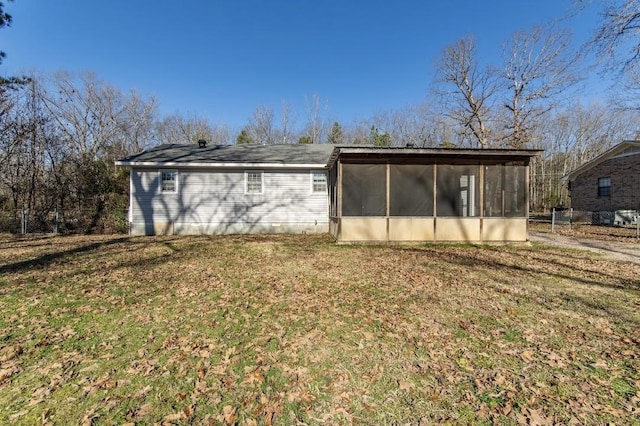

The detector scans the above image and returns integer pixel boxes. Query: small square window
[312,171,327,193]
[598,177,611,197]
[246,171,263,194]
[161,170,177,193]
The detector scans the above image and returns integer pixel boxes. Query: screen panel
[436,165,479,217]
[342,164,386,216]
[389,165,434,216]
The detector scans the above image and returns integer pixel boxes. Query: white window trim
[311,171,327,194]
[245,170,264,194]
[159,169,178,194]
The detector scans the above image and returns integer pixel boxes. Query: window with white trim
[246,171,263,194]
[161,170,178,193]
[312,171,327,193]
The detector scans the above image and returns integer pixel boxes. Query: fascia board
[114,161,328,169]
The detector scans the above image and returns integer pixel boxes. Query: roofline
[327,146,542,166]
[562,140,640,182]
[334,147,542,155]
[114,161,328,169]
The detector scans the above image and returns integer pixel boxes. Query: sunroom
[327,147,541,243]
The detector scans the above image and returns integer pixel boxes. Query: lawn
[0,234,638,425]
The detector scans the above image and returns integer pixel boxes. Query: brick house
[564,141,640,214]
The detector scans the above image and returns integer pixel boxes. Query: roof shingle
[116,144,336,166]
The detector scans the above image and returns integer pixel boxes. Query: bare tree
[433,37,498,148]
[247,105,275,145]
[115,91,158,155]
[279,100,296,144]
[391,103,435,147]
[303,93,327,144]
[42,71,126,160]
[581,0,640,74]
[0,1,12,66]
[499,25,579,148]
[155,112,217,145]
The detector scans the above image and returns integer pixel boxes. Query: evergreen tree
[369,125,392,147]
[327,121,344,144]
[235,129,254,144]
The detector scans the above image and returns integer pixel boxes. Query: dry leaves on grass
[0,234,638,424]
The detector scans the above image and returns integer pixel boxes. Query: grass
[0,233,639,424]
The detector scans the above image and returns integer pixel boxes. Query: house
[115,143,335,235]
[116,143,541,242]
[563,140,640,222]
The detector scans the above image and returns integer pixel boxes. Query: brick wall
[570,154,640,211]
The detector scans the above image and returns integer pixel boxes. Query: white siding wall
[130,167,328,235]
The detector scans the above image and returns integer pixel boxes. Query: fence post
[21,208,26,235]
[54,208,59,234]
[551,208,555,233]
[569,208,574,230]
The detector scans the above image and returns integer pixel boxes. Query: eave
[562,140,640,182]
[114,161,329,169]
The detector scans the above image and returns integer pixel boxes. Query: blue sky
[2,1,603,129]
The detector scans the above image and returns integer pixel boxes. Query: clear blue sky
[2,0,602,129]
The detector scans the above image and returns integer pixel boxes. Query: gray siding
[130,167,328,235]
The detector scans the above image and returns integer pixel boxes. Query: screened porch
[327,147,540,243]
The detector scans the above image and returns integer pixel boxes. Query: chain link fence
[551,208,639,238]
[0,208,129,235]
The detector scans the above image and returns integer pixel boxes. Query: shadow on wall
[131,170,326,236]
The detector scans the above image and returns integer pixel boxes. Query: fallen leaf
[399,380,415,391]
[223,405,236,425]
[137,403,153,417]
[521,350,535,362]
[134,385,152,399]
[0,345,23,362]
[0,365,22,383]
[163,411,187,423]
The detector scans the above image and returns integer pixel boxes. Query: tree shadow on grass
[398,244,640,325]
[0,237,132,275]
[414,244,639,292]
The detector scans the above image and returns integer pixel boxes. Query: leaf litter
[0,233,638,424]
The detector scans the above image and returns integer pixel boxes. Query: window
[312,171,327,193]
[246,171,263,194]
[160,170,177,193]
[598,177,611,197]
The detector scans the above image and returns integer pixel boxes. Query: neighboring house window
[161,170,178,193]
[312,171,327,193]
[598,177,611,197]
[246,171,263,194]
